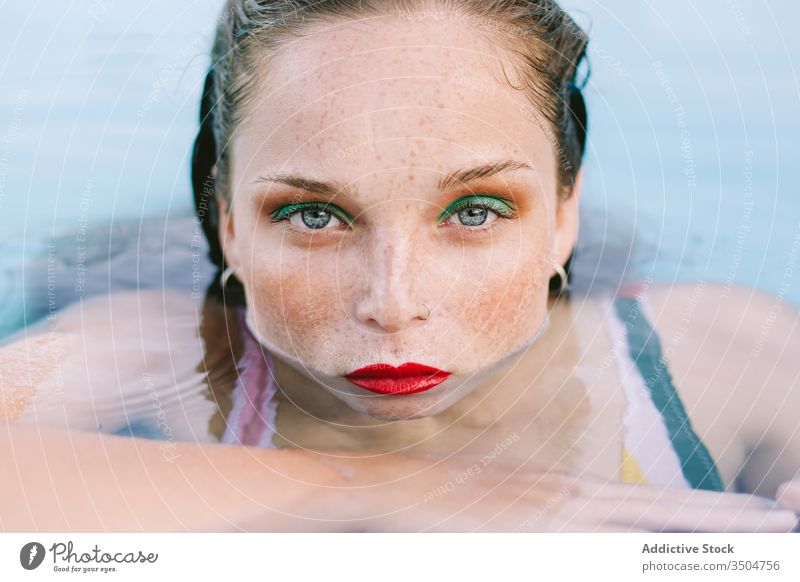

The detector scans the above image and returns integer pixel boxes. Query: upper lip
[346,362,449,378]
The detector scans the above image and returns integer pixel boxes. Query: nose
[353,230,430,333]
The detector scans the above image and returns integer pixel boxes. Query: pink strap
[220,309,278,447]
[617,279,648,299]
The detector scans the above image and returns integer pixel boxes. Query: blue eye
[438,195,517,228]
[269,195,517,232]
[455,206,490,226]
[270,202,352,230]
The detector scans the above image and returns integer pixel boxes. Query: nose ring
[422,303,431,320]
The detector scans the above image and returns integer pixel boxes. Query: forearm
[0,422,372,532]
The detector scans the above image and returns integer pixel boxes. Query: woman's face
[219,14,580,420]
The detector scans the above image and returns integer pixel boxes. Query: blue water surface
[1,0,798,339]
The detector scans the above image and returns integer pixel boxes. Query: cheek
[244,249,347,355]
[443,230,551,355]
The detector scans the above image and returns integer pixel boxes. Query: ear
[553,168,583,267]
[216,195,239,271]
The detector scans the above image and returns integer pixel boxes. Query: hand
[776,479,800,532]
[357,454,800,532]
[559,477,799,533]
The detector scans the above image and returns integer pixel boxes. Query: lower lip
[345,374,450,395]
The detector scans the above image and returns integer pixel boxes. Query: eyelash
[270,202,353,227]
[268,194,518,232]
[437,195,518,226]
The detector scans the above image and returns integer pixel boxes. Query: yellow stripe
[620,445,648,485]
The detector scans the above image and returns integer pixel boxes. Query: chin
[364,409,434,421]
[346,393,455,421]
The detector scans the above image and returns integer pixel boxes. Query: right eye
[270,202,352,231]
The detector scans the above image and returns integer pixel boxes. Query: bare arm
[1,293,796,533]
[3,421,796,533]
[0,421,367,532]
[0,296,372,532]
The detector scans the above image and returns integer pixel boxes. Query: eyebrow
[437,160,533,191]
[254,160,533,198]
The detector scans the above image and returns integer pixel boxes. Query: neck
[266,295,582,451]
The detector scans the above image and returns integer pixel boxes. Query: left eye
[439,195,517,229]
[445,206,498,227]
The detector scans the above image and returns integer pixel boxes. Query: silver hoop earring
[220,266,235,288]
[422,303,431,320]
[553,262,568,294]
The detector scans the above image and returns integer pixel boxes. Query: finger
[579,479,779,511]
[651,508,798,533]
[776,481,800,511]
[554,487,797,533]
[585,500,799,533]
[554,520,652,533]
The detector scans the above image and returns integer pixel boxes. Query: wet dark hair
[192,0,589,305]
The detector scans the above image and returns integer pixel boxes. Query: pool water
[1,0,798,340]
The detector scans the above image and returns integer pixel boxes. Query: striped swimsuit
[607,282,724,491]
[217,283,724,491]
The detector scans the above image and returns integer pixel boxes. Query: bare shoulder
[644,281,799,412]
[0,290,206,424]
[646,281,797,338]
[46,289,201,335]
[644,281,799,390]
[643,282,800,490]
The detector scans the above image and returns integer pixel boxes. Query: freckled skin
[219,15,581,442]
[0,334,72,419]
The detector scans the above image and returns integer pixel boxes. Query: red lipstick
[345,362,451,395]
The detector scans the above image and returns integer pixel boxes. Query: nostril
[354,300,430,333]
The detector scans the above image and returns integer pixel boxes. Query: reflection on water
[2,1,799,344]
[8,274,240,446]
[1,2,799,334]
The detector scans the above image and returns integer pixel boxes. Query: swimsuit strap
[608,290,688,488]
[219,289,724,492]
[613,282,725,492]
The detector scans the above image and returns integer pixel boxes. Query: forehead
[233,14,554,181]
